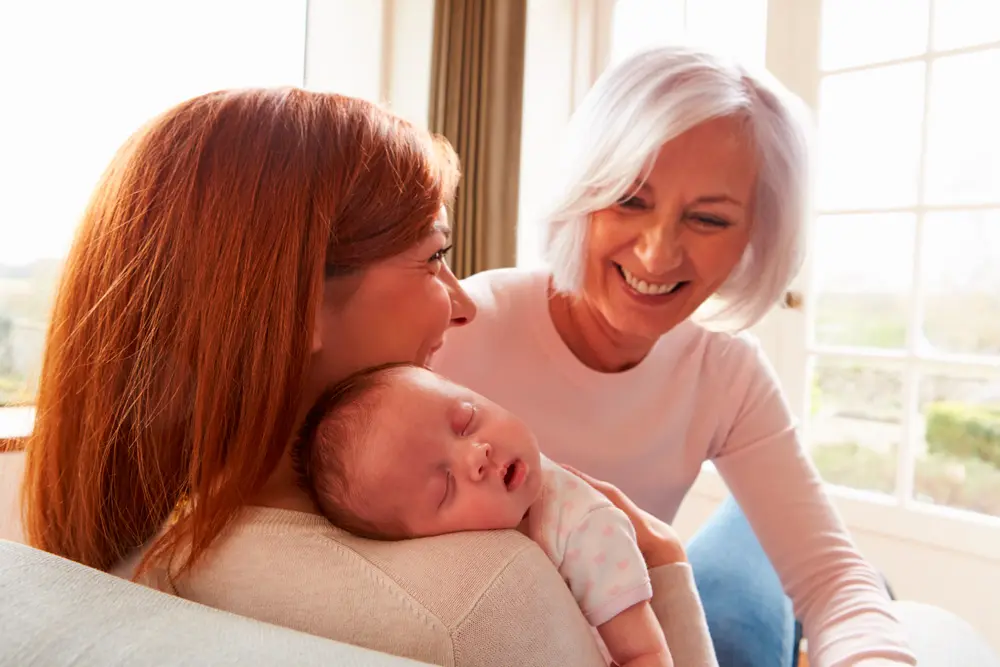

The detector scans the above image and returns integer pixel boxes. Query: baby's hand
[598,600,673,667]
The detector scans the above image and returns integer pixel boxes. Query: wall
[303,0,434,128]
[384,0,435,127]
[304,0,385,101]
[516,0,577,269]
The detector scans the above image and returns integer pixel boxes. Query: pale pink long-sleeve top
[433,267,916,667]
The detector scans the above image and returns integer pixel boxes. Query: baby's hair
[292,361,413,540]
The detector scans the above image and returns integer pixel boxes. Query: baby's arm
[555,504,671,667]
[598,600,673,667]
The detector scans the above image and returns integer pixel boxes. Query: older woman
[19,88,718,666]
[435,46,917,667]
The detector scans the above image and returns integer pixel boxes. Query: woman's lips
[613,262,689,304]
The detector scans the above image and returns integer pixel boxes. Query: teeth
[620,266,679,295]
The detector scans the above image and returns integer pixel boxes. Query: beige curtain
[429,0,526,279]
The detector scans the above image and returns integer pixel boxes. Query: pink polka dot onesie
[526,456,653,629]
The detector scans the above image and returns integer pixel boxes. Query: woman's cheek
[433,277,455,329]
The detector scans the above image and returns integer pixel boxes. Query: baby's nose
[467,442,493,481]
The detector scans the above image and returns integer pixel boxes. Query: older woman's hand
[562,465,687,569]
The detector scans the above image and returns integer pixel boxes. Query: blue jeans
[686,496,801,667]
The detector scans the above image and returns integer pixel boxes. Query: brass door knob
[782,290,804,310]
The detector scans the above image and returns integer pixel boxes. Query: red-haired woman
[19,89,715,666]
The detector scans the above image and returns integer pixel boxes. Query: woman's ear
[312,270,363,355]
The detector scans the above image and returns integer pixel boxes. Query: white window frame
[762,0,1000,557]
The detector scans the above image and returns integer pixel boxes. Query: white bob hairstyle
[541,46,813,332]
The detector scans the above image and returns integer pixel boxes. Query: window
[0,0,308,409]
[802,0,1000,519]
[0,0,437,421]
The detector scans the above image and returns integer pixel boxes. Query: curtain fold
[429,0,527,279]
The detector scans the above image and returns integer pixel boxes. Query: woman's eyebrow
[433,220,452,240]
[693,194,744,206]
[418,220,452,243]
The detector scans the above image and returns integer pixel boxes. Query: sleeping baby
[292,363,672,667]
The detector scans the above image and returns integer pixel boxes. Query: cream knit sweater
[118,506,718,666]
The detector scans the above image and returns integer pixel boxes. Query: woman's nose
[466,441,493,481]
[445,265,477,327]
[635,221,684,276]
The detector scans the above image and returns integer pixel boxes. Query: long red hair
[21,88,458,574]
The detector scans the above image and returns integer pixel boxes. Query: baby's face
[352,366,543,537]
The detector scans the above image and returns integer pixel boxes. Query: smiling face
[582,115,757,344]
[309,211,477,395]
[336,366,543,538]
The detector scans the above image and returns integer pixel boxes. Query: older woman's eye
[616,195,648,210]
[691,214,732,229]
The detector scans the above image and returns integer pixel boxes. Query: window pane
[921,210,1000,357]
[917,374,1000,518]
[812,214,915,349]
[817,64,926,210]
[923,49,1000,206]
[684,0,768,68]
[808,356,901,494]
[610,0,767,67]
[611,0,687,63]
[932,0,1000,51]
[820,0,929,71]
[0,0,307,405]
[0,263,60,403]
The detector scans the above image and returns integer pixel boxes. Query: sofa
[2,451,998,667]
[0,539,429,666]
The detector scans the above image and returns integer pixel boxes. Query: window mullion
[898,0,938,507]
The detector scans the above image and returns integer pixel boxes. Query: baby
[293,363,672,667]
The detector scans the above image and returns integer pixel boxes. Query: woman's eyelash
[615,196,732,228]
[692,214,732,228]
[430,244,453,263]
[617,195,647,209]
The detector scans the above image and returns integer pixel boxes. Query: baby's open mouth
[502,459,525,491]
